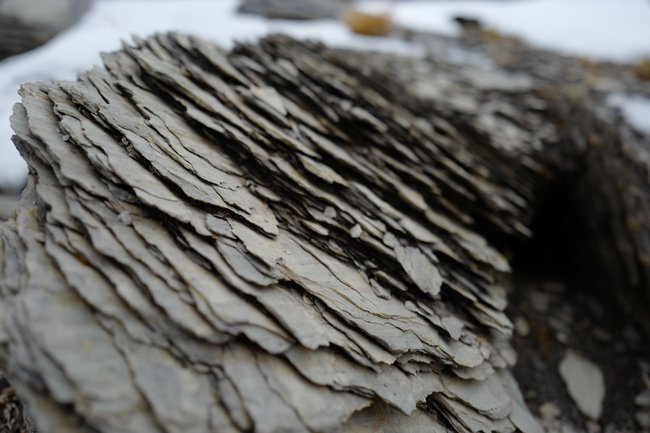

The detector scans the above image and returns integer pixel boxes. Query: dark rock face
[0,384,32,433]
[238,0,350,20]
[0,33,550,433]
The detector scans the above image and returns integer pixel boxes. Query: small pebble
[586,420,601,433]
[555,331,569,344]
[636,390,650,408]
[557,304,574,321]
[117,211,132,226]
[549,316,568,332]
[539,401,561,421]
[323,206,337,218]
[514,316,530,337]
[623,327,642,345]
[639,361,650,389]
[529,291,552,312]
[559,350,605,420]
[637,411,650,428]
[593,327,612,343]
[585,298,605,319]
[524,389,537,401]
[561,422,580,433]
[544,281,565,293]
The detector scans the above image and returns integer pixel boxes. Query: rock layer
[0,32,579,433]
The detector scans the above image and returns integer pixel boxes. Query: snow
[608,94,650,135]
[2,0,650,187]
[393,0,650,62]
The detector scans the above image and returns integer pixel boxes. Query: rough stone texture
[238,0,350,20]
[0,30,649,433]
[559,351,605,421]
[0,195,19,220]
[399,26,650,340]
[0,32,559,433]
[0,384,32,433]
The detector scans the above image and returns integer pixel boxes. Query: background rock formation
[238,0,350,20]
[0,0,90,61]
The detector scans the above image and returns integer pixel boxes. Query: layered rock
[0,32,611,433]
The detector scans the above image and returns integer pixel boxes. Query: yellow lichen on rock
[344,9,391,36]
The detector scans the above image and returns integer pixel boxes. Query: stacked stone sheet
[0,33,547,433]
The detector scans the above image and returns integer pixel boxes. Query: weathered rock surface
[238,0,350,20]
[0,384,32,433]
[0,32,558,433]
[0,194,19,220]
[559,351,605,421]
[1,30,650,433]
[404,26,650,340]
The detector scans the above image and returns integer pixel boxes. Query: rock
[539,401,561,422]
[453,15,483,32]
[530,291,553,313]
[640,361,650,390]
[0,0,90,60]
[623,327,642,346]
[238,0,350,20]
[0,194,19,220]
[0,33,552,433]
[559,350,606,420]
[1,20,650,433]
[637,411,650,429]
[460,68,534,92]
[0,386,32,433]
[636,390,650,408]
[344,9,392,37]
[514,316,531,337]
[408,24,650,342]
[586,420,601,433]
[555,331,569,344]
[560,423,581,433]
[593,327,612,343]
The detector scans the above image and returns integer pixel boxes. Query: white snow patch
[608,94,650,135]
[394,0,650,62]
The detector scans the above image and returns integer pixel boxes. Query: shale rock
[559,351,605,421]
[0,32,562,433]
[238,0,350,20]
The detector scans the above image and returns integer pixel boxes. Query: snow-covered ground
[608,94,650,135]
[394,0,650,62]
[1,0,650,187]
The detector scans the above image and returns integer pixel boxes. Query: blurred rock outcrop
[238,0,349,20]
[0,0,90,61]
